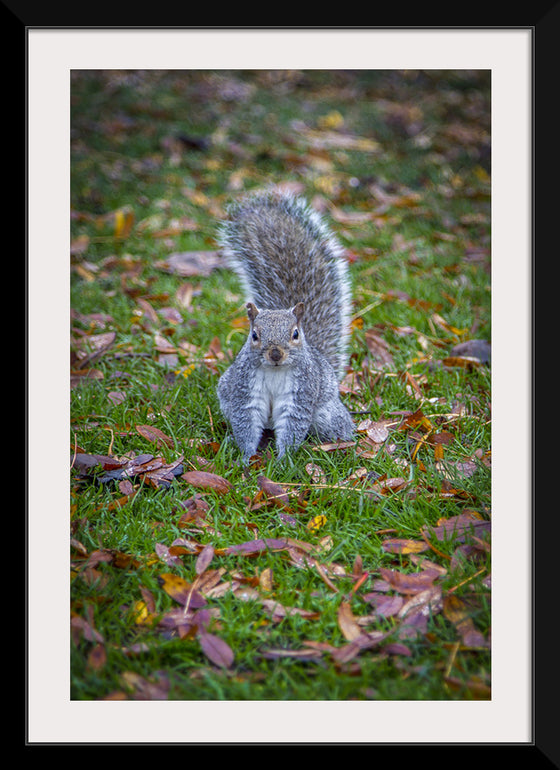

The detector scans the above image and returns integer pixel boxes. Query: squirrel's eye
[252,331,259,342]
[292,328,299,340]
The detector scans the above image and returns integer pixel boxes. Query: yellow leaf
[114,208,125,236]
[132,600,150,626]
[114,207,135,239]
[259,568,274,592]
[307,514,327,531]
[337,601,362,641]
[318,110,345,129]
[381,538,429,555]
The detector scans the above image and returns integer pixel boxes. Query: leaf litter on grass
[71,434,490,698]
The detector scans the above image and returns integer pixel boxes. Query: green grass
[70,70,491,701]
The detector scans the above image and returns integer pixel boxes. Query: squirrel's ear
[246,302,259,322]
[292,302,305,322]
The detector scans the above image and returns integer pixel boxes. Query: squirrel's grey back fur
[219,191,351,377]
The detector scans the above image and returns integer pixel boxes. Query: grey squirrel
[217,191,354,461]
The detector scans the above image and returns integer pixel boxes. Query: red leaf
[195,543,215,575]
[136,425,175,448]
[198,631,234,668]
[224,538,289,556]
[182,470,232,495]
[378,567,440,594]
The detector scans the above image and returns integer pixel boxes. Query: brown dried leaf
[155,542,184,568]
[305,462,327,484]
[87,643,107,671]
[378,567,441,594]
[72,331,116,370]
[257,475,290,507]
[182,470,232,495]
[442,356,481,370]
[261,647,324,661]
[398,586,443,620]
[443,594,488,648]
[71,613,104,645]
[155,250,222,277]
[364,328,394,368]
[337,601,363,641]
[373,476,408,495]
[143,457,184,489]
[261,599,320,622]
[423,513,490,544]
[136,424,175,449]
[120,671,170,701]
[444,675,491,699]
[331,631,388,663]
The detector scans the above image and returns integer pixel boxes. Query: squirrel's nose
[269,347,283,363]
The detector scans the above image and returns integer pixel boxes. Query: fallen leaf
[157,573,207,608]
[195,543,215,575]
[402,407,433,432]
[158,608,197,639]
[331,631,388,663]
[431,312,466,337]
[71,613,104,645]
[444,675,491,699]
[198,630,234,669]
[364,328,394,368]
[155,542,184,568]
[398,586,443,620]
[383,642,413,657]
[132,600,152,626]
[305,462,327,484]
[364,421,389,443]
[442,356,481,370]
[258,567,274,592]
[261,599,320,622]
[70,233,90,255]
[120,671,170,700]
[443,594,488,648]
[136,424,175,449]
[155,250,221,277]
[182,470,232,495]
[72,331,116,370]
[363,593,404,617]
[449,339,491,364]
[143,457,184,489]
[224,538,289,556]
[257,475,290,507]
[261,647,324,661]
[423,514,490,544]
[378,567,441,595]
[87,644,107,671]
[381,538,429,555]
[337,601,363,641]
[307,514,327,531]
[113,206,135,239]
[371,476,408,495]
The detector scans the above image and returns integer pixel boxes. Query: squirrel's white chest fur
[250,365,295,429]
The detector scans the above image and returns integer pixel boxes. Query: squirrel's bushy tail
[219,190,352,377]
